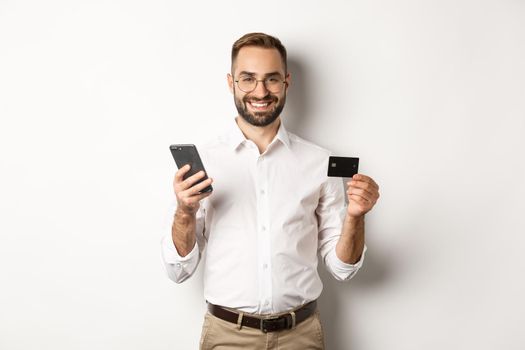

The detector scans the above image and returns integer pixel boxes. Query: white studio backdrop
[1,0,524,349]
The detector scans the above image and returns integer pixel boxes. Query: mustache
[243,95,278,103]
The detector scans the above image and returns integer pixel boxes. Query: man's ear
[227,73,234,94]
[285,72,291,91]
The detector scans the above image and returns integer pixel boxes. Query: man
[161,32,380,350]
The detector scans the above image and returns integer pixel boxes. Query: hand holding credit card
[327,156,359,178]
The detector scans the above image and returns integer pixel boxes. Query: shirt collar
[226,117,291,151]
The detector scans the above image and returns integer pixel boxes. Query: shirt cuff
[161,235,200,283]
[326,245,367,281]
[161,234,199,264]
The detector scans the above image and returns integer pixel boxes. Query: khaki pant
[199,310,325,350]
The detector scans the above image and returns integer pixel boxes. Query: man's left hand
[346,174,380,218]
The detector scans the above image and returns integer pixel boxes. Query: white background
[1,1,524,349]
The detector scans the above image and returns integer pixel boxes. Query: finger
[352,174,379,190]
[347,177,374,189]
[348,194,371,205]
[347,181,380,202]
[347,187,374,201]
[347,181,376,198]
[182,188,213,205]
[179,171,207,191]
[348,183,379,202]
[174,164,191,183]
[178,177,213,199]
[348,180,379,199]
[347,189,376,205]
[188,177,213,195]
[194,190,213,201]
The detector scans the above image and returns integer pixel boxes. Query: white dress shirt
[161,118,366,314]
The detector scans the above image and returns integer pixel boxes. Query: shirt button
[261,226,266,231]
[260,189,265,195]
[264,300,270,306]
[176,263,182,268]
[263,263,268,269]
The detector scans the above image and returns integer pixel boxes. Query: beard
[234,91,286,127]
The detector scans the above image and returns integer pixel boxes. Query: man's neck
[235,116,281,154]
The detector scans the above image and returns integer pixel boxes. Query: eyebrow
[237,71,283,78]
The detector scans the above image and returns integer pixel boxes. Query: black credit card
[327,156,359,177]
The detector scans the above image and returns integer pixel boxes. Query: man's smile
[245,98,276,112]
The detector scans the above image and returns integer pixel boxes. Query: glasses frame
[234,76,287,94]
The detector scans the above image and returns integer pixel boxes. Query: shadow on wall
[284,56,314,136]
[318,247,393,350]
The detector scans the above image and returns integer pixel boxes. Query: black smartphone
[170,144,213,193]
[327,156,359,178]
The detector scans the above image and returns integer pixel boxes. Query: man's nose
[252,80,269,97]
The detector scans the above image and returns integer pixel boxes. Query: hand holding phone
[170,144,213,193]
[170,144,213,215]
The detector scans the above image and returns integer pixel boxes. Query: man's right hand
[173,164,214,216]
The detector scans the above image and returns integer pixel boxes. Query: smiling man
[161,33,380,350]
[231,46,287,128]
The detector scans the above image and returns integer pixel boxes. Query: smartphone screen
[169,144,213,193]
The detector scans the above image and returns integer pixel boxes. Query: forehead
[233,46,285,76]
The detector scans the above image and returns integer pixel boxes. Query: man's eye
[240,77,255,82]
[267,78,279,83]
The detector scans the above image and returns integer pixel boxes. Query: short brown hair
[231,32,287,73]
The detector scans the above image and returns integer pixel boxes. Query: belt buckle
[260,315,288,333]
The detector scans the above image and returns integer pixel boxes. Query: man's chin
[234,96,285,127]
[240,112,279,127]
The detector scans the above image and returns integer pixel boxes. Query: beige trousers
[199,310,325,350]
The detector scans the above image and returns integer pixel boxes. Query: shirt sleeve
[316,176,366,281]
[160,199,207,284]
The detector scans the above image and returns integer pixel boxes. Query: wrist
[344,213,365,226]
[175,207,196,221]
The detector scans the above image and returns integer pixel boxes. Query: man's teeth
[250,102,269,107]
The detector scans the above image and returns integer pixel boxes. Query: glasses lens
[237,76,256,92]
[264,77,284,93]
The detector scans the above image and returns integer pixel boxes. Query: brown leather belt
[207,300,317,333]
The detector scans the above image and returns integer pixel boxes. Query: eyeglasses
[234,75,287,93]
